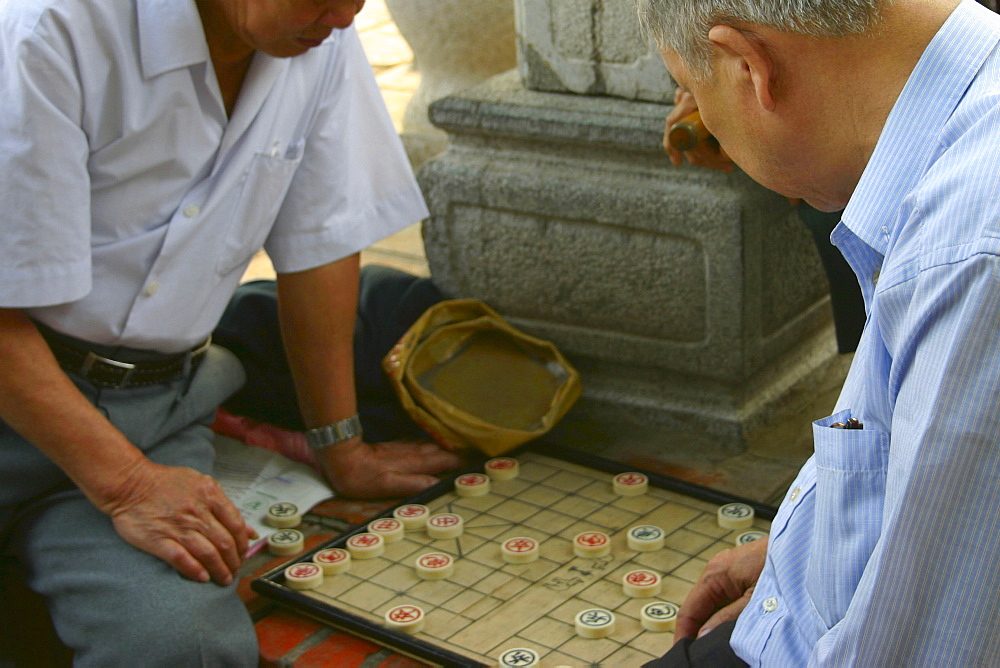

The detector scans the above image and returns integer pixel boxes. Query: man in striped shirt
[637,0,1000,665]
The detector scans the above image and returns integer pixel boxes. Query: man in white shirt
[0,0,461,662]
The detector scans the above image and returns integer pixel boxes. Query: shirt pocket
[216,143,303,276]
[806,410,889,630]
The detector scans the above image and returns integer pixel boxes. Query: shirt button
[789,487,801,502]
[762,597,779,613]
[183,205,200,218]
[144,281,159,297]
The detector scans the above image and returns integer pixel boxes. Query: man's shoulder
[909,113,1000,270]
[1,0,134,38]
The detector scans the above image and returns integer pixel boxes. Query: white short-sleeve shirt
[0,0,427,352]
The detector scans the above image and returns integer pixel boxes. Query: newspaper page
[212,434,334,555]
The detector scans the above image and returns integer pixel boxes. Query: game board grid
[273,453,771,666]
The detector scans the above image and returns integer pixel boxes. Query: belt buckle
[81,351,136,388]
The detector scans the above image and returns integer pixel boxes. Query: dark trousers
[643,621,748,668]
[797,203,865,354]
[213,264,445,442]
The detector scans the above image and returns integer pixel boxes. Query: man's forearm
[0,308,147,509]
[276,254,361,429]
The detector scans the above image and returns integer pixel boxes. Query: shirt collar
[840,0,1000,254]
[137,0,211,79]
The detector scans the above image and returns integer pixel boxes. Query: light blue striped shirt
[731,2,1000,665]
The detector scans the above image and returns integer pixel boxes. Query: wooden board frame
[253,443,777,667]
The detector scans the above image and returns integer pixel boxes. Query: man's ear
[707,25,776,111]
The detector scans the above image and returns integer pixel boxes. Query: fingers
[663,116,684,166]
[685,146,735,173]
[664,89,698,166]
[124,515,238,586]
[157,537,213,584]
[107,464,253,586]
[387,440,465,474]
[696,586,756,639]
[673,548,742,641]
[673,539,769,642]
[357,439,465,476]
[671,87,697,116]
[176,510,257,586]
[319,438,467,499]
[186,474,250,583]
[178,526,237,586]
[664,89,736,173]
[674,578,722,642]
[368,470,441,499]
[206,486,255,562]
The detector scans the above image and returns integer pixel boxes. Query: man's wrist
[305,414,363,451]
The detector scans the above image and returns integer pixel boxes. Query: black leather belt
[41,329,212,389]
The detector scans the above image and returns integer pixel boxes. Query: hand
[318,436,464,499]
[663,88,734,173]
[98,460,256,586]
[674,536,768,643]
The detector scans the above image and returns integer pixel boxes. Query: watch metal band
[305,414,363,450]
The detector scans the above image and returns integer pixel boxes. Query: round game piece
[485,457,520,481]
[573,531,610,558]
[613,471,648,497]
[283,562,323,591]
[500,536,540,564]
[623,569,662,598]
[575,608,615,639]
[265,502,302,529]
[641,601,679,632]
[345,532,385,559]
[393,503,430,530]
[454,473,491,497]
[368,517,405,543]
[717,503,755,530]
[498,647,540,667]
[384,604,425,634]
[736,530,769,546]
[627,525,665,552]
[313,548,351,575]
[415,552,455,580]
[267,529,305,557]
[426,513,464,539]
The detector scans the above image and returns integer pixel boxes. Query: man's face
[660,46,846,212]
[224,0,367,58]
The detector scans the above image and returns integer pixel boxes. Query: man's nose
[318,1,365,29]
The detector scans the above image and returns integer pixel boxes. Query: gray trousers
[0,345,258,666]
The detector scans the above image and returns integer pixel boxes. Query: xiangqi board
[253,445,775,667]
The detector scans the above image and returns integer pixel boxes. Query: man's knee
[68,579,258,666]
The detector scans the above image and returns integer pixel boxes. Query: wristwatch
[304,414,363,450]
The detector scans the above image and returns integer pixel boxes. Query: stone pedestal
[417,0,844,455]
[420,72,840,453]
[386,0,516,167]
[516,0,672,102]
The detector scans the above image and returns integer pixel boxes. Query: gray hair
[635,0,889,79]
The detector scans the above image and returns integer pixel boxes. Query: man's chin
[801,197,847,213]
